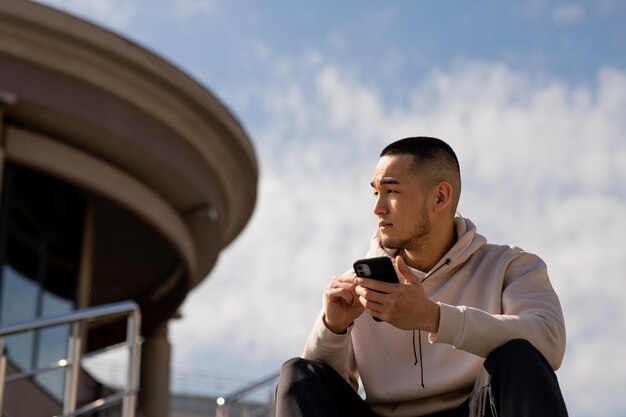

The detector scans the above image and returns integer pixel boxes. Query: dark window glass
[0,163,84,400]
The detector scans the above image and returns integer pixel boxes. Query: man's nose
[373,195,387,216]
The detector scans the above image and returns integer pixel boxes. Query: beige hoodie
[302,215,566,417]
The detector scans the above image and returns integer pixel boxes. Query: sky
[33,1,626,416]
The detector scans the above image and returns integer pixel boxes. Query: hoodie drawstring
[412,257,452,389]
[412,330,425,388]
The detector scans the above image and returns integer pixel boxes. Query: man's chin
[381,237,402,250]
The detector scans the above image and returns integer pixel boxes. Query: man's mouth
[378,221,392,229]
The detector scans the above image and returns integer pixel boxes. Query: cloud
[168,0,216,19]
[512,0,550,21]
[19,2,626,414]
[553,4,585,24]
[170,53,626,414]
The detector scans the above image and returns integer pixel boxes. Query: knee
[494,339,534,358]
[281,357,311,372]
[281,357,305,370]
[279,357,318,382]
[277,357,336,401]
[485,339,548,374]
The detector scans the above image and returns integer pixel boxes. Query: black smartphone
[353,256,399,322]
[353,256,399,283]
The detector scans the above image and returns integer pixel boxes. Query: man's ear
[433,181,453,213]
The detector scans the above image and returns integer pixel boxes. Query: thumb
[395,255,419,285]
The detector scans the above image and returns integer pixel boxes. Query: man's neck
[402,222,457,272]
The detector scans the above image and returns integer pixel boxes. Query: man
[276,137,568,417]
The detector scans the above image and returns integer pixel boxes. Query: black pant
[275,339,568,417]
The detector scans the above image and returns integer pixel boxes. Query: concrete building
[0,1,257,416]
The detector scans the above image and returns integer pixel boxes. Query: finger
[332,274,358,285]
[326,285,356,304]
[353,277,396,293]
[328,279,357,290]
[358,294,385,313]
[360,299,385,321]
[328,275,358,291]
[355,284,387,303]
[396,256,418,284]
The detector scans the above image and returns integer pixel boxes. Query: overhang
[0,0,258,292]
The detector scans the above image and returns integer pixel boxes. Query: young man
[276,137,568,417]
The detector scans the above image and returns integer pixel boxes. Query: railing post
[123,308,141,417]
[268,389,275,417]
[0,338,6,413]
[216,403,229,417]
[63,322,82,415]
[0,301,141,417]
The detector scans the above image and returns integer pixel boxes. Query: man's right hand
[322,274,365,334]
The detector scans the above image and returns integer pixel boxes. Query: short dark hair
[380,136,461,210]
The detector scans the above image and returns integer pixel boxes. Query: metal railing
[0,300,141,417]
[216,372,279,417]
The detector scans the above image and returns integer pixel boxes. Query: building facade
[0,1,257,416]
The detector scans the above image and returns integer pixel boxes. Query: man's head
[371,137,461,253]
[380,137,461,214]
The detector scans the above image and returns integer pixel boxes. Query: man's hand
[323,274,365,334]
[354,256,441,333]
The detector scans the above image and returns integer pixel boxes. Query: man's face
[371,154,432,251]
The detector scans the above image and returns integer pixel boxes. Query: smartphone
[353,256,399,322]
[353,256,399,283]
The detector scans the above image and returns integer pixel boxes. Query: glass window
[35,290,74,394]
[0,265,38,370]
[0,163,84,401]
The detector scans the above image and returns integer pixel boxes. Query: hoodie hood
[367,214,488,280]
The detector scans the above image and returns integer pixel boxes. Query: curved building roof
[0,0,258,332]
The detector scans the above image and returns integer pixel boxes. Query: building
[0,1,258,416]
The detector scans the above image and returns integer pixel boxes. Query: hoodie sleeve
[301,312,360,390]
[431,252,566,370]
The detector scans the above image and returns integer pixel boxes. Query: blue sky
[133,2,624,86]
[35,1,626,416]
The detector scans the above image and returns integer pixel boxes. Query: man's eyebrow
[370,177,401,187]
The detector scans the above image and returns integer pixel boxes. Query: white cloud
[553,4,585,24]
[169,0,215,19]
[512,0,550,21]
[316,65,384,135]
[171,55,626,415]
[18,2,626,414]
